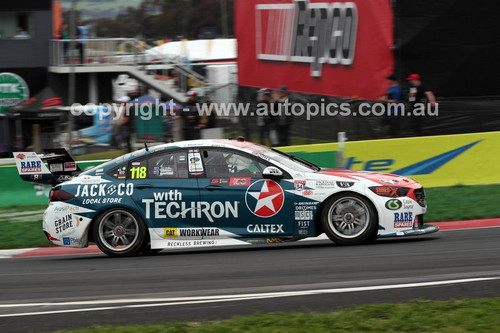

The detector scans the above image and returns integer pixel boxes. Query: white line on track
[0,248,37,259]
[1,276,499,318]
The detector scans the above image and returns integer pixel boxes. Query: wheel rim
[327,196,370,239]
[98,210,139,252]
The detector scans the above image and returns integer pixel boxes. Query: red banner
[236,0,394,100]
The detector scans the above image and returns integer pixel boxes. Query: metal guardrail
[49,38,216,97]
[49,38,143,66]
[173,64,207,94]
[0,158,15,166]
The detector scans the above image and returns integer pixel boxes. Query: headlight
[369,186,410,197]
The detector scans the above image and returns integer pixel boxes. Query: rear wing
[12,149,82,185]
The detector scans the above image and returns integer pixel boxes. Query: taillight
[49,189,75,202]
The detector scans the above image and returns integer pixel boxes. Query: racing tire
[93,208,146,257]
[321,193,378,246]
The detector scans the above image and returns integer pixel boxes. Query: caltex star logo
[245,180,284,218]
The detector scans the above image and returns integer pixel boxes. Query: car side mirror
[262,166,283,179]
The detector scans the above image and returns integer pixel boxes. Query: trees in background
[89,0,234,40]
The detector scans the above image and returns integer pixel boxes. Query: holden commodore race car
[13,139,438,257]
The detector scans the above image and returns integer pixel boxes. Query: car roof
[147,139,263,155]
[81,140,269,177]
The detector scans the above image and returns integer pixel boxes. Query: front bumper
[378,223,439,238]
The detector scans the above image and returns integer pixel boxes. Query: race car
[13,139,438,257]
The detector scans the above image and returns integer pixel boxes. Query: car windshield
[250,144,321,172]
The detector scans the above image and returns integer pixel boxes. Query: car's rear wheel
[93,209,145,257]
[321,193,378,245]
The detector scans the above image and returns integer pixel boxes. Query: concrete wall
[0,1,53,97]
[0,10,52,68]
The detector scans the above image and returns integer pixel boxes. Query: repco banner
[236,0,394,100]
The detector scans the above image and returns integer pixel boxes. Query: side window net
[203,150,267,178]
[147,152,188,179]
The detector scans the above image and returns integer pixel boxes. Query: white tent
[145,38,237,63]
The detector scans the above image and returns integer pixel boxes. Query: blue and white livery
[14,139,438,257]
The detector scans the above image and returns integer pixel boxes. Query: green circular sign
[385,199,402,210]
[0,72,29,115]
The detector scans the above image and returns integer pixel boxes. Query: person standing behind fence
[378,74,403,137]
[275,85,293,146]
[196,98,217,137]
[76,20,88,64]
[256,88,272,145]
[116,95,133,152]
[59,23,69,63]
[407,74,436,136]
[182,90,201,140]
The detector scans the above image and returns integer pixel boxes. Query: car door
[198,147,294,238]
[127,149,203,240]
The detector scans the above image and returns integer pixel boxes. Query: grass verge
[1,185,499,249]
[0,220,52,249]
[0,205,52,248]
[425,184,500,222]
[52,298,500,333]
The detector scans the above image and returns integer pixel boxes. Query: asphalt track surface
[0,227,499,333]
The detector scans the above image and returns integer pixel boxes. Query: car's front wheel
[321,193,378,245]
[93,209,145,257]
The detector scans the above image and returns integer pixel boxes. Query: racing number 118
[130,166,147,179]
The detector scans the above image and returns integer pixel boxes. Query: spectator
[407,73,437,136]
[163,115,174,141]
[196,98,217,133]
[76,20,88,64]
[256,88,272,145]
[378,74,403,137]
[181,90,201,140]
[59,23,69,62]
[14,26,30,39]
[116,95,133,152]
[275,85,293,146]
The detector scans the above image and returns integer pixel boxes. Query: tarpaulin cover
[236,0,394,100]
[6,86,67,120]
